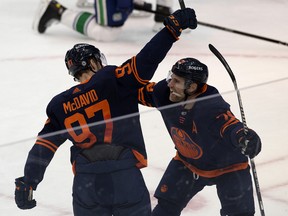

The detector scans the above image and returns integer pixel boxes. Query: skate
[33,0,66,33]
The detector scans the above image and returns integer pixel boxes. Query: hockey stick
[178,0,186,9]
[133,1,154,13]
[133,2,288,47]
[200,22,288,47]
[209,44,265,216]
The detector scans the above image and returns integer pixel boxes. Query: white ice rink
[1,0,288,215]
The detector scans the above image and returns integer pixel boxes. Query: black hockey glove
[15,177,36,209]
[233,128,262,159]
[164,8,197,39]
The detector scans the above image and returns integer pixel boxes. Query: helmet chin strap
[183,80,199,101]
[184,90,191,101]
[182,89,199,110]
[73,64,100,82]
[89,64,97,74]
[90,60,103,74]
[184,87,198,102]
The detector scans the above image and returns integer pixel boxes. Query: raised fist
[164,8,197,39]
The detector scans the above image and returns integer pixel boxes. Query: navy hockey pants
[152,159,255,216]
[72,163,151,216]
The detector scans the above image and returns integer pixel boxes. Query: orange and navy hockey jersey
[138,79,249,178]
[23,28,177,189]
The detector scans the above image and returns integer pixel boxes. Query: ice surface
[1,0,287,215]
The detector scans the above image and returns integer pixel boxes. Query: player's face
[167,73,186,102]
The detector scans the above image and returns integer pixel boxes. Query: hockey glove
[15,177,36,209]
[233,128,262,159]
[164,8,197,39]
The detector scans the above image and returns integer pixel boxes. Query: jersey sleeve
[206,101,244,147]
[115,28,176,89]
[23,103,66,189]
[135,28,176,81]
[138,82,156,107]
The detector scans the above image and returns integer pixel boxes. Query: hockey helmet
[171,58,208,84]
[65,43,107,78]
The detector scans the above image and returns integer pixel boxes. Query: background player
[14,8,198,215]
[33,0,173,41]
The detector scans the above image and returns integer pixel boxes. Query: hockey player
[14,8,198,216]
[138,58,262,216]
[33,0,173,41]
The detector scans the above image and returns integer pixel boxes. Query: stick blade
[209,44,236,82]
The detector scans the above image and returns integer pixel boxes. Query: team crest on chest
[170,127,203,159]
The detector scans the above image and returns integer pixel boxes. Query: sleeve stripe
[35,142,57,153]
[131,56,149,85]
[138,88,146,105]
[220,119,239,137]
[35,137,58,152]
[138,88,153,107]
[216,111,240,137]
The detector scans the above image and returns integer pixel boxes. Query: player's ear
[187,82,198,94]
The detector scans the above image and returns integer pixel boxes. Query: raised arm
[115,8,197,89]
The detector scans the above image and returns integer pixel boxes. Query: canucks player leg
[33,0,132,42]
[33,0,66,34]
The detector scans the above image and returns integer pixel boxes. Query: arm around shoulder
[134,8,198,82]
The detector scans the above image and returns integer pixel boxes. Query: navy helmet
[171,57,208,84]
[65,43,107,78]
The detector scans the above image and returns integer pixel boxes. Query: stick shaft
[200,21,288,46]
[178,0,186,9]
[209,44,265,216]
[133,2,288,47]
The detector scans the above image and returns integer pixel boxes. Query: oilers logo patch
[171,127,203,159]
